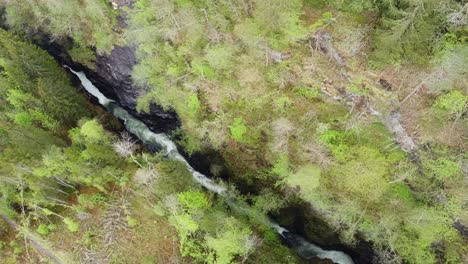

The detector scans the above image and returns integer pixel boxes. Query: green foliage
[310,119,466,262]
[286,165,321,197]
[5,0,120,53]
[170,213,199,241]
[250,0,308,49]
[273,95,293,112]
[253,190,286,214]
[0,30,106,256]
[204,45,238,72]
[127,216,139,227]
[314,0,374,14]
[63,217,80,233]
[153,162,268,263]
[77,193,106,209]
[229,117,248,143]
[79,230,100,250]
[178,191,210,211]
[271,154,290,177]
[331,146,389,203]
[36,224,50,236]
[430,44,468,93]
[34,119,129,190]
[294,85,321,100]
[68,46,96,69]
[79,119,107,143]
[425,158,461,181]
[346,79,368,96]
[0,1,465,263]
[36,223,56,236]
[369,0,455,67]
[153,160,197,197]
[0,29,89,131]
[317,124,340,142]
[432,90,467,118]
[152,204,166,217]
[180,93,201,119]
[309,11,335,31]
[191,58,216,78]
[12,112,33,127]
[205,218,251,264]
[391,183,415,203]
[391,207,463,264]
[9,240,23,255]
[126,0,308,159]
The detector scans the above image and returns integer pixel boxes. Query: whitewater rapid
[66,66,354,264]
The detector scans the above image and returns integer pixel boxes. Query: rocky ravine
[47,39,181,134]
[0,5,375,263]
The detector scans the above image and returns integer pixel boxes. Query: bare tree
[113,132,137,158]
[447,3,468,27]
[163,194,180,215]
[242,234,263,263]
[102,192,132,247]
[271,118,295,153]
[373,248,402,264]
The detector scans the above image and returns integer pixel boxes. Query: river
[65,66,355,264]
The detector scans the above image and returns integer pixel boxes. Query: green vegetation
[433,90,467,118]
[1,0,467,263]
[0,29,89,131]
[152,163,302,264]
[0,22,300,264]
[123,1,467,262]
[5,0,120,54]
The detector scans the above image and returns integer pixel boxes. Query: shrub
[331,146,389,203]
[425,158,461,181]
[204,45,237,72]
[77,193,106,209]
[294,85,321,100]
[178,191,209,211]
[205,218,252,264]
[271,154,290,177]
[432,90,467,118]
[127,216,139,227]
[63,217,80,233]
[286,165,321,198]
[229,117,248,143]
[6,0,119,54]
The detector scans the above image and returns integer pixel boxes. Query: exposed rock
[274,202,375,264]
[39,37,180,134]
[93,44,180,133]
[0,7,180,133]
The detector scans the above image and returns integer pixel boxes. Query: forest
[0,0,466,264]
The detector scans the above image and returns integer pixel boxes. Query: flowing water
[66,66,355,264]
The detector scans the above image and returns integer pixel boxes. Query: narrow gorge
[1,1,466,263]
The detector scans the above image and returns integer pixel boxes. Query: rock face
[42,39,180,134]
[93,45,180,133]
[274,203,375,264]
[95,45,139,107]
